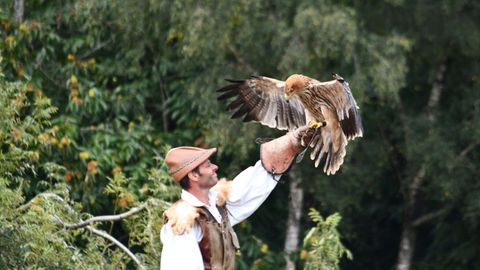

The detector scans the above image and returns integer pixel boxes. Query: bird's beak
[284,93,290,100]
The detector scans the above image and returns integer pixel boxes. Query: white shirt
[160,160,279,270]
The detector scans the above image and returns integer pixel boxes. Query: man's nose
[212,164,218,172]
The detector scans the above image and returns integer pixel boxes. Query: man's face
[195,159,219,189]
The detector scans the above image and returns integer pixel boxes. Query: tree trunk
[396,223,416,270]
[284,168,304,270]
[395,61,447,270]
[396,167,425,270]
[14,0,24,23]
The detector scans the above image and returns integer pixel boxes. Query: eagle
[217,74,363,175]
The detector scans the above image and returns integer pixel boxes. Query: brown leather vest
[196,205,240,270]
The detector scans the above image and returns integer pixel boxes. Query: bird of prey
[217,74,363,175]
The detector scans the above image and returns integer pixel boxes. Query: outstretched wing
[308,74,363,140]
[217,76,306,130]
[304,74,363,175]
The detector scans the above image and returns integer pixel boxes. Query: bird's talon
[308,121,325,129]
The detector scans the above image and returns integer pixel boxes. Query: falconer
[160,127,313,270]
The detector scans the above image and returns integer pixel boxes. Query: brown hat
[165,146,217,182]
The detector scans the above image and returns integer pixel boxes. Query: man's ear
[187,170,199,182]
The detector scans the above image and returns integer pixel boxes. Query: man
[160,127,311,270]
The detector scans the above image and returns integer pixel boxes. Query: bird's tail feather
[310,126,347,175]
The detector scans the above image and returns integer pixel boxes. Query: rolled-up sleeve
[160,221,203,270]
[227,160,280,226]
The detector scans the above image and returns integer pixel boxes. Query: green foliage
[105,153,180,269]
[0,69,82,268]
[1,0,168,216]
[303,209,352,270]
[0,69,177,269]
[234,220,286,270]
[0,0,479,269]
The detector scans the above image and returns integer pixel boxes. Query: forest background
[1,0,479,269]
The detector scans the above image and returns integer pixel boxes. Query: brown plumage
[217,74,363,175]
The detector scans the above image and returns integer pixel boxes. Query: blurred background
[0,0,479,269]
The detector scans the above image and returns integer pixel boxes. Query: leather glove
[259,125,318,176]
[291,125,319,150]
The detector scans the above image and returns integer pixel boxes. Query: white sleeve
[160,221,204,270]
[226,160,280,226]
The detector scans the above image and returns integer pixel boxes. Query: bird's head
[284,74,307,99]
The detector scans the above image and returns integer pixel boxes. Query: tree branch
[62,200,150,229]
[79,39,113,59]
[459,142,479,159]
[412,208,449,227]
[14,0,24,23]
[18,192,74,213]
[427,61,447,122]
[18,192,148,269]
[227,44,256,74]
[37,68,65,89]
[396,60,448,270]
[408,166,426,205]
[86,225,145,270]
